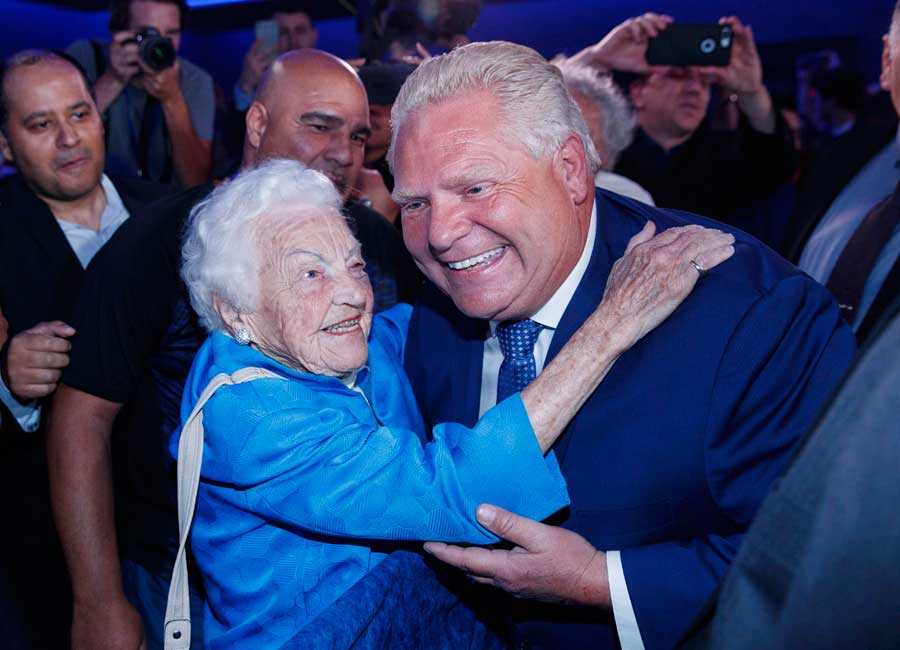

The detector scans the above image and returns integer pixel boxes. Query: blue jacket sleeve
[213,385,569,545]
[620,275,856,650]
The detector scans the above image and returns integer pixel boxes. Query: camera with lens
[131,27,176,71]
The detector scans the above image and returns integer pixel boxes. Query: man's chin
[447,289,520,322]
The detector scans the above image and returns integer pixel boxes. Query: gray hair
[388,40,602,174]
[555,59,636,169]
[181,158,343,333]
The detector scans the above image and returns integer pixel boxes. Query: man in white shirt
[0,49,167,648]
[393,41,853,650]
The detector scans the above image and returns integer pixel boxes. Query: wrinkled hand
[238,39,276,95]
[3,320,74,401]
[425,504,609,607]
[108,31,141,84]
[697,17,764,96]
[0,306,8,350]
[600,222,735,348]
[353,168,400,223]
[72,597,146,650]
[580,12,672,73]
[139,59,182,105]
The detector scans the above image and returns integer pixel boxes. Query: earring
[234,327,251,345]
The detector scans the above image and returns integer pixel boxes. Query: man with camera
[67,0,214,188]
[573,14,796,244]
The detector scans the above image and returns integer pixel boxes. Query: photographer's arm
[698,18,776,134]
[140,60,212,187]
[94,32,140,113]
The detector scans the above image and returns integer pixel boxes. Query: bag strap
[164,366,284,650]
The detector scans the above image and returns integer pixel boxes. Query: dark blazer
[783,117,898,262]
[403,189,856,650]
[679,297,900,649]
[0,173,170,435]
[0,172,169,648]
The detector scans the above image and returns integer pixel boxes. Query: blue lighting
[186,0,262,7]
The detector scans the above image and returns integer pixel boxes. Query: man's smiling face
[392,89,588,321]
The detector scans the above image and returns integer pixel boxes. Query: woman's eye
[303,270,320,280]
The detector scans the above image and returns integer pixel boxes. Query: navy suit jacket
[403,189,856,649]
[680,298,900,650]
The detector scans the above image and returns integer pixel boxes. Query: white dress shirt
[0,176,129,431]
[477,202,646,650]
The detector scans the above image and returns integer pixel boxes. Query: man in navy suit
[389,41,856,649]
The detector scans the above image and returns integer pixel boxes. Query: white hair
[181,159,344,333]
[388,40,602,174]
[555,59,636,169]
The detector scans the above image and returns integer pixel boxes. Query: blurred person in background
[354,61,416,224]
[555,58,655,204]
[786,2,900,346]
[67,0,214,188]
[573,13,797,245]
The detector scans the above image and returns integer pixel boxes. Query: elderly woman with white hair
[167,159,733,648]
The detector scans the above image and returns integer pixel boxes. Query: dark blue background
[0,0,894,100]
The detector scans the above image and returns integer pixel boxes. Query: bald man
[46,50,416,650]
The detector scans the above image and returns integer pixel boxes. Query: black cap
[358,62,416,106]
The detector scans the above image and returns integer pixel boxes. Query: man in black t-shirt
[47,50,418,650]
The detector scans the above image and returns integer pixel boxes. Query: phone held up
[646,24,733,67]
[255,19,279,50]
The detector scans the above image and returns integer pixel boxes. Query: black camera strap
[136,96,173,184]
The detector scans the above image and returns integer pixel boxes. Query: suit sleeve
[203,383,569,546]
[619,275,856,650]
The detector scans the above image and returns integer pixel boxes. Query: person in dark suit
[679,293,900,650]
[388,41,856,649]
[787,2,900,345]
[0,50,168,648]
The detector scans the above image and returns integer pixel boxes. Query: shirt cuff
[0,373,41,432]
[233,82,255,112]
[607,550,645,650]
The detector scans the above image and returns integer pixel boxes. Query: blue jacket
[404,189,857,650]
[170,304,569,649]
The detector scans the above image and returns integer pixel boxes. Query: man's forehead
[6,60,88,110]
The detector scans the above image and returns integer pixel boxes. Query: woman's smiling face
[245,207,374,376]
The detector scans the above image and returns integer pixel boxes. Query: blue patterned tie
[496,319,544,403]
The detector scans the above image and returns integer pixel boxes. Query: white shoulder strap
[164,367,284,650]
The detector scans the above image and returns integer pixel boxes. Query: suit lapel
[857,253,900,345]
[546,191,627,463]
[8,177,83,273]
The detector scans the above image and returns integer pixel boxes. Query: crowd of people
[1,0,899,649]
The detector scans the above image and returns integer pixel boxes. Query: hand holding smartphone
[646,24,733,67]
[255,19,279,51]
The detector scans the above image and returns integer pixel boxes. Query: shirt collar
[489,200,597,336]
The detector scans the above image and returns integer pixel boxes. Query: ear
[245,101,268,153]
[0,132,14,164]
[212,293,248,338]
[881,33,893,92]
[553,133,592,206]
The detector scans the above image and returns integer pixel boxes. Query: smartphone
[646,24,733,67]
[255,19,279,50]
